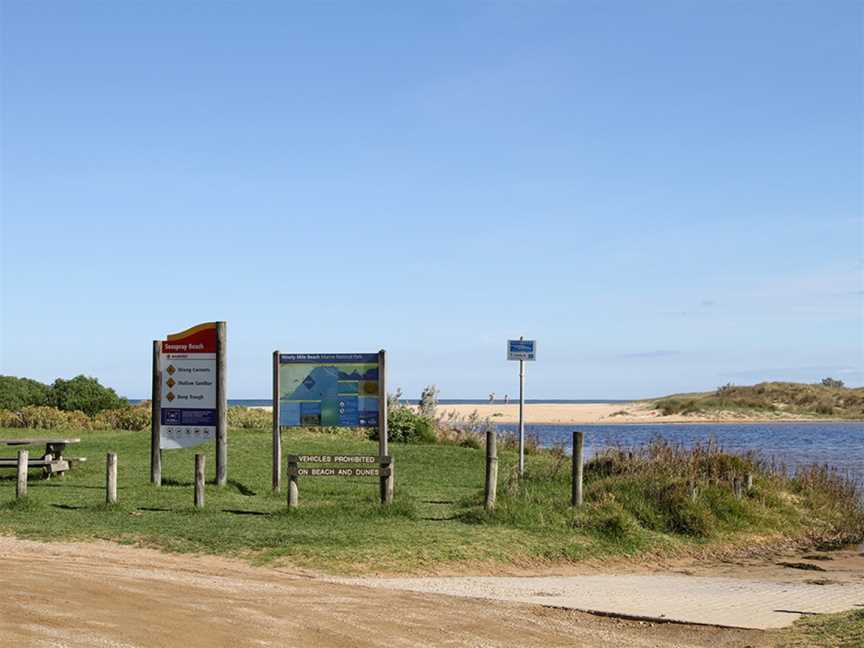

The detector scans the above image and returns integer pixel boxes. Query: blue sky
[1,2,861,399]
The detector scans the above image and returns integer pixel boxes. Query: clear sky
[1,2,862,400]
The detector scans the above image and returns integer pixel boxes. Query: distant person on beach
[504,394,510,404]
[489,393,495,404]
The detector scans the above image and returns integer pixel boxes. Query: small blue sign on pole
[507,339,536,361]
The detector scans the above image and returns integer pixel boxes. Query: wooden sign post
[378,349,392,505]
[272,350,282,492]
[287,454,392,509]
[150,340,162,486]
[274,349,391,504]
[151,322,227,486]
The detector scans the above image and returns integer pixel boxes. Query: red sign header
[161,322,217,354]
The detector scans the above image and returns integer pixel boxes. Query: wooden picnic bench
[0,438,85,478]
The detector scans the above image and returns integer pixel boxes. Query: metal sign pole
[518,357,525,476]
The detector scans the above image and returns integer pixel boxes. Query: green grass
[0,428,861,574]
[772,609,864,648]
[653,381,864,419]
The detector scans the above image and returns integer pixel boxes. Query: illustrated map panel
[279,353,379,428]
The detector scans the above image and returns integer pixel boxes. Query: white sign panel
[159,323,218,450]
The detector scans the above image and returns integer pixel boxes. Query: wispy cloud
[618,350,681,360]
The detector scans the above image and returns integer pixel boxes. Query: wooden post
[106,452,118,504]
[194,454,205,509]
[16,449,28,498]
[215,321,227,487]
[287,457,298,509]
[484,429,498,511]
[745,473,753,492]
[571,431,584,507]
[732,476,742,499]
[378,349,393,504]
[272,350,281,492]
[150,340,162,486]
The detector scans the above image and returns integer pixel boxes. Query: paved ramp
[337,574,864,629]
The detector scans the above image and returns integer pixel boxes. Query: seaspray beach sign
[507,339,537,361]
[159,323,218,449]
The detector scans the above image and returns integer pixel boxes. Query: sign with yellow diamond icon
[159,323,218,450]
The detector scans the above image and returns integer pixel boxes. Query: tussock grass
[654,381,864,419]
[772,608,864,648]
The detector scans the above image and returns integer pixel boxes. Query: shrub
[46,375,127,416]
[0,409,22,427]
[418,385,439,419]
[0,376,50,410]
[19,405,66,429]
[821,377,845,388]
[94,405,151,431]
[227,406,270,429]
[381,405,437,444]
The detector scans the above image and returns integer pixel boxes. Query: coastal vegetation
[773,608,864,648]
[654,380,864,419]
[0,424,860,573]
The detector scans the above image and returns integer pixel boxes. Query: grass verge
[0,427,861,574]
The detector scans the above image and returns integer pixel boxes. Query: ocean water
[221,399,631,406]
[495,422,864,480]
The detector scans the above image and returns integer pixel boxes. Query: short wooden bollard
[106,452,118,504]
[287,458,299,509]
[732,476,743,499]
[484,430,498,511]
[571,431,584,507]
[745,473,753,492]
[16,449,28,498]
[194,454,205,509]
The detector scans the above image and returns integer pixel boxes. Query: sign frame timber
[285,454,393,505]
[150,322,227,486]
[272,350,391,504]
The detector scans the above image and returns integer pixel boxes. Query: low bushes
[0,374,128,416]
[469,439,864,551]
[654,381,864,419]
[227,406,270,429]
[374,405,437,444]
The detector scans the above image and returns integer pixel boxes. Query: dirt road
[0,536,771,648]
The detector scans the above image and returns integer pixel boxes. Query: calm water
[496,422,864,480]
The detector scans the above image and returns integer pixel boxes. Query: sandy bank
[251,402,844,425]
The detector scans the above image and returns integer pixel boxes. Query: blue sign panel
[507,339,537,361]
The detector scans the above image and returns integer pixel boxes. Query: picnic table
[0,438,85,478]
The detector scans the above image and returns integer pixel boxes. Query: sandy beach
[253,402,836,424]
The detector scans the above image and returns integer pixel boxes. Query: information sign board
[159,323,218,449]
[278,353,380,427]
[507,339,537,361]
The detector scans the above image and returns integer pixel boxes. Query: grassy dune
[654,382,864,419]
[0,427,861,573]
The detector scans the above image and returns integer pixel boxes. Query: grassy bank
[772,608,864,647]
[0,427,861,573]
[654,382,864,419]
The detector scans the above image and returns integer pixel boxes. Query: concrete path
[336,573,864,629]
